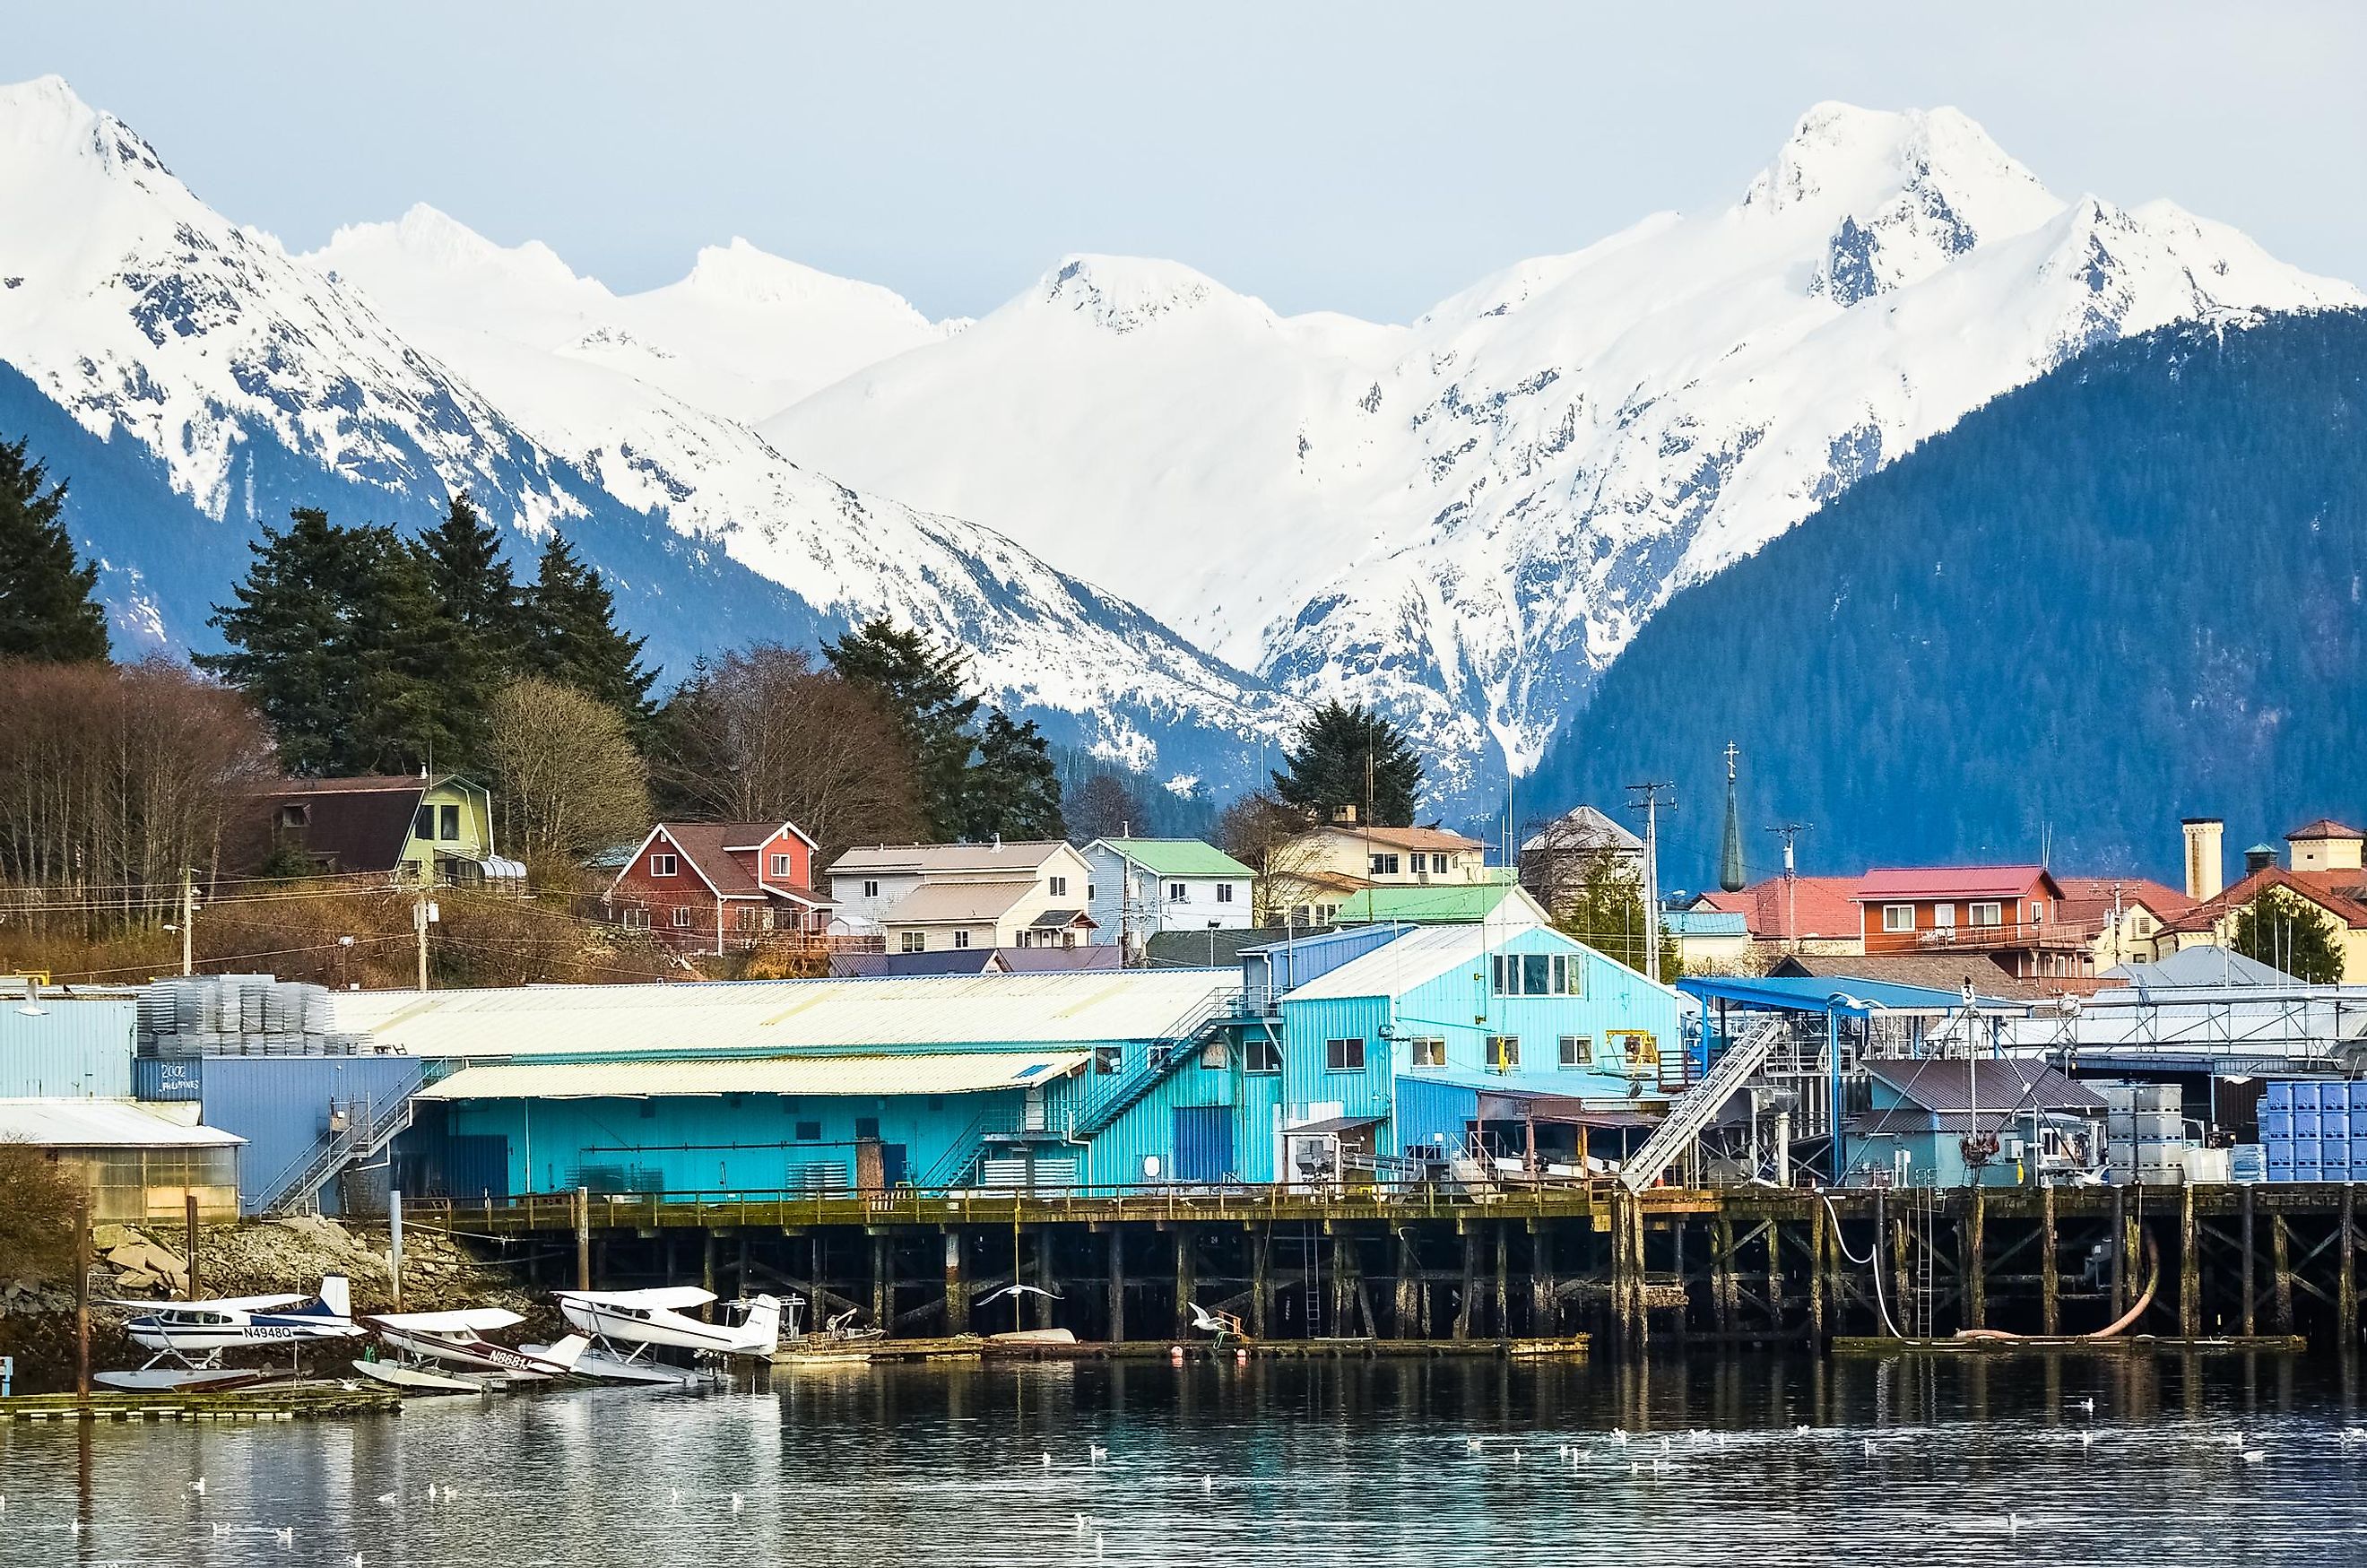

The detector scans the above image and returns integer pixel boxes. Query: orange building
[1851,865,2091,983]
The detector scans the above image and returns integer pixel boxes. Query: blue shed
[135,1052,429,1215]
[0,991,135,1097]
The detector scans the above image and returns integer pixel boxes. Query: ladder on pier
[1619,1016,1786,1192]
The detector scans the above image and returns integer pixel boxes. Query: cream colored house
[2157,819,2367,983]
[1262,824,1490,926]
[826,841,1097,953]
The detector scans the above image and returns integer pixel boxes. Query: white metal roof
[1280,923,1643,1004]
[828,841,1071,875]
[334,971,1235,1059]
[0,1098,244,1148]
[418,1051,1089,1100]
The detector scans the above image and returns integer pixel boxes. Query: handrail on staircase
[1617,1015,1787,1192]
[1073,984,1241,1135]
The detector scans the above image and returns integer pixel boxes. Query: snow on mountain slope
[0,76,1288,777]
[762,102,2362,801]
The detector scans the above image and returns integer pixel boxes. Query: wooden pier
[404,1180,2367,1355]
[0,1383,403,1422]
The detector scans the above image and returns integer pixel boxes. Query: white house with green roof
[1082,837,1256,956]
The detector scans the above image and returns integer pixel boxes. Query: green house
[247,774,522,885]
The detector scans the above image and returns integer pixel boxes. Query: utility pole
[1624,782,1675,983]
[179,865,195,977]
[413,894,438,992]
[1765,822,1813,955]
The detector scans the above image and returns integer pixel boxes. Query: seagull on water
[731,1494,745,1515]
[1088,1443,1108,1464]
[1074,1513,1089,1536]
[190,1478,206,1496]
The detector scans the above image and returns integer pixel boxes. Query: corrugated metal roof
[1335,879,1547,925]
[419,1052,1088,1101]
[334,971,1235,1059]
[828,841,1071,874]
[1855,866,2054,901]
[879,880,1032,924]
[1090,839,1254,878]
[1284,923,1596,1003]
[0,1097,244,1147]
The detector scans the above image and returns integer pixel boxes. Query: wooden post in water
[1766,1217,1782,1335]
[1453,1225,1477,1340]
[2179,1181,2201,1339]
[943,1230,969,1335]
[1492,1224,1510,1338]
[1808,1200,1828,1341]
[2271,1211,2293,1337]
[1964,1190,1986,1332]
[870,1232,892,1331]
[2109,1185,2127,1318]
[1393,1228,1418,1338]
[1105,1227,1126,1342]
[702,1230,717,1322]
[2041,1184,2062,1338]
[574,1186,591,1291]
[74,1195,90,1400]
[1712,1212,1735,1335]
[1891,1209,1912,1339]
[1173,1226,1195,1338]
[185,1192,202,1302]
[2340,1182,2359,1348]
[1530,1223,1556,1338]
[2241,1183,2258,1337]
[1251,1226,1271,1338]
[1629,1193,1652,1352]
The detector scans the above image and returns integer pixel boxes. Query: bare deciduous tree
[654,645,922,859]
[482,676,651,877]
[1214,790,1331,926]
[0,657,274,928]
[1066,772,1145,844]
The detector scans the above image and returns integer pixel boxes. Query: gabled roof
[1087,838,1254,879]
[611,823,824,904]
[1308,824,1487,854]
[2160,866,2367,934]
[1854,865,2060,902]
[1282,923,1651,1005]
[881,880,1035,926]
[1334,878,1548,927]
[1695,876,1860,940]
[1860,1058,2103,1121]
[0,1098,245,1148]
[828,841,1075,876]
[2286,818,2365,842]
[2054,876,2198,926]
[1521,804,1642,854]
[1769,953,2045,1003]
[2103,948,2297,988]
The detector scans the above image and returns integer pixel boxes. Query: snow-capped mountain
[0,75,1289,783]
[762,103,2362,800]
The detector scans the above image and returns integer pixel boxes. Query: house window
[2029,900,2046,923]
[413,805,434,838]
[1094,1045,1123,1075]
[1969,902,2002,928]
[900,931,924,953]
[1933,903,1956,929]
[854,1117,880,1141]
[734,906,764,931]
[1487,1035,1520,1073]
[793,1121,823,1142]
[650,853,678,878]
[1169,881,1188,903]
[1015,930,1035,949]
[1882,905,1915,932]
[438,804,460,841]
[1062,931,1076,949]
[277,803,309,829]
[1049,875,1069,897]
[1369,853,1400,876]
[672,906,693,929]
[953,930,971,949]
[1558,1035,1590,1069]
[1408,1036,1445,1069]
[1491,952,1577,996]
[1242,1035,1281,1074]
[769,853,792,879]
[1326,1037,1366,1072]
[620,907,650,931]
[1216,884,1234,905]
[863,879,880,898]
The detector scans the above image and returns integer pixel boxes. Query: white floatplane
[97,1276,361,1390]
[544,1286,790,1384]
[357,1308,593,1392]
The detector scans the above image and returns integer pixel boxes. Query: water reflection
[3,1352,2362,1566]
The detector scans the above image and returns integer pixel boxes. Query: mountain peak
[0,73,171,182]
[1032,254,1250,334]
[671,237,932,329]
[1745,103,2054,234]
[310,204,599,314]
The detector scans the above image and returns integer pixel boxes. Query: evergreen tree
[525,533,655,723]
[962,710,1065,841]
[0,437,108,663]
[1271,699,1422,827]
[419,491,525,669]
[1553,849,1683,980]
[203,508,369,775]
[823,618,981,838]
[2233,888,2345,985]
[347,524,484,774]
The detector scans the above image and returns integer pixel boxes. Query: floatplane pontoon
[354,1308,593,1394]
[97,1276,361,1391]
[539,1286,793,1385]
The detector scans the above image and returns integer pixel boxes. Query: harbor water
[2,1352,2363,1565]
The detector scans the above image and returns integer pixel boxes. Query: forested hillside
[1530,311,2367,887]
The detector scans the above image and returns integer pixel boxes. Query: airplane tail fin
[542,1333,591,1372]
[738,1295,783,1353]
[316,1275,351,1320]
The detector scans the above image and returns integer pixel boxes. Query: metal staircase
[252,1061,438,1216]
[1619,1016,1787,1192]
[1070,986,1242,1139]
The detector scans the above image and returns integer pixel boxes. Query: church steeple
[1718,741,1747,893]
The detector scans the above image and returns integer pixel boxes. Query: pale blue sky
[14,2,2363,321]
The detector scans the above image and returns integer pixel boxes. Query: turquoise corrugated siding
[1394,1076,1481,1156]
[0,998,134,1097]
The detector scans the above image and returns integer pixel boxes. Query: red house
[603,822,830,952]
[1852,865,2090,983]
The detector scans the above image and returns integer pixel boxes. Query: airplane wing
[554,1286,715,1310]
[104,1293,307,1312]
[368,1308,525,1333]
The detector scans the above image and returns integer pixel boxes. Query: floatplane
[97,1276,361,1391]
[354,1309,593,1394]
[540,1286,793,1385]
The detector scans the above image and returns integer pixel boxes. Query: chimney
[2181,818,2224,902]
[1332,804,1357,826]
[2243,843,2276,876]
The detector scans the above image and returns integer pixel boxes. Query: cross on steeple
[1723,741,1738,784]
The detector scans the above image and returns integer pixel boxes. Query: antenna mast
[1765,821,1813,955]
[1624,781,1676,983]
